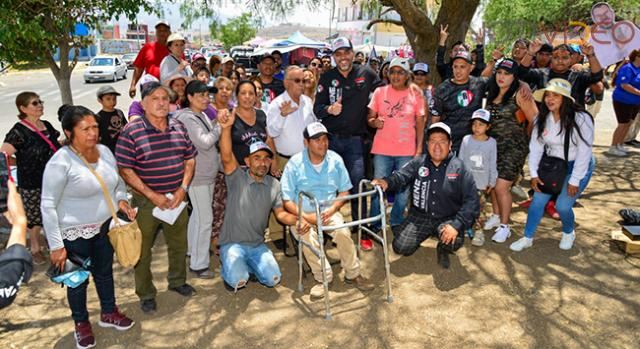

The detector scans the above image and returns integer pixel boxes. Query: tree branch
[389,0,433,34]
[366,18,404,30]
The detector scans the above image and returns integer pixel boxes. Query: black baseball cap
[186,80,218,95]
[260,54,276,63]
[451,50,473,64]
[496,58,518,75]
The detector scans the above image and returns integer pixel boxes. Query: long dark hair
[486,69,520,106]
[536,94,591,146]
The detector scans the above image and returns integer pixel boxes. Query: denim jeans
[220,243,281,290]
[524,156,596,238]
[328,135,366,222]
[370,155,413,229]
[64,231,115,323]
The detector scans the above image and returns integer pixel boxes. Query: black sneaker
[436,244,450,269]
[169,284,196,297]
[140,298,157,314]
[624,140,640,147]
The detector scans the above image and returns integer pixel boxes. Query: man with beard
[314,37,383,251]
[215,110,303,292]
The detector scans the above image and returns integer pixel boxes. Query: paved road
[0,66,136,135]
[0,67,627,147]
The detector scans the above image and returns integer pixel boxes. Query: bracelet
[180,184,189,192]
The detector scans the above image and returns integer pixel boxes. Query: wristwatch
[180,184,189,192]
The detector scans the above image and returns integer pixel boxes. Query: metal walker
[294,179,394,320]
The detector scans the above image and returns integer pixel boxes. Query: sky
[114,1,334,33]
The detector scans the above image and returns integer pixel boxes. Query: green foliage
[0,0,154,65]
[212,13,260,50]
[483,0,640,48]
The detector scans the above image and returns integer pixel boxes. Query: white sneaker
[606,146,627,157]
[491,225,511,243]
[310,283,326,299]
[471,231,485,246]
[559,231,576,250]
[510,237,533,251]
[483,215,501,230]
[617,144,630,154]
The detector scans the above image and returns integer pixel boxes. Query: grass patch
[8,61,50,71]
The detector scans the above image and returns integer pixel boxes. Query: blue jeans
[524,156,596,238]
[370,155,413,229]
[64,231,115,323]
[220,243,281,289]
[328,135,366,223]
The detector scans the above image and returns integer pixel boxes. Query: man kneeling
[281,122,374,299]
[217,111,304,292]
[372,123,479,268]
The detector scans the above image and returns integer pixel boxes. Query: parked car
[84,56,127,83]
[121,53,137,69]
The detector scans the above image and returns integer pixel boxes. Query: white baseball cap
[389,57,411,72]
[471,109,491,123]
[427,122,451,138]
[303,122,330,139]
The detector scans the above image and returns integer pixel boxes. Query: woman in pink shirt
[367,58,425,231]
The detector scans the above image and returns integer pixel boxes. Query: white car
[84,56,127,83]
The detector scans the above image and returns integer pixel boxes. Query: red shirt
[133,42,170,79]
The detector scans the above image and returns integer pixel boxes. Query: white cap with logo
[471,108,491,123]
[303,122,330,139]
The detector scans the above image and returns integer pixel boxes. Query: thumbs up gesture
[328,97,342,116]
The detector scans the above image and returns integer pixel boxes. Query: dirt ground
[1,96,640,348]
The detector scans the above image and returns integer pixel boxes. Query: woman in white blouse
[41,106,137,348]
[510,79,595,252]
[159,33,192,83]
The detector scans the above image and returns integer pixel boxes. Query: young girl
[458,109,498,246]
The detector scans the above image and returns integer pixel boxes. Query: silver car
[84,56,127,83]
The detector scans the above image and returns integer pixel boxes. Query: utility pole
[329,0,335,39]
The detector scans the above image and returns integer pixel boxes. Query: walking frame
[294,179,393,320]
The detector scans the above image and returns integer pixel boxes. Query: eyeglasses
[30,99,44,106]
[389,70,407,76]
[310,62,320,67]
[289,78,304,84]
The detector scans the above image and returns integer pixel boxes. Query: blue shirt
[613,63,640,105]
[281,149,352,213]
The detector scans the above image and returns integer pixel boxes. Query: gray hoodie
[175,108,220,186]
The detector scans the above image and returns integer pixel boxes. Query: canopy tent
[251,31,328,56]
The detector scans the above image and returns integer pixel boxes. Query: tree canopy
[209,13,260,49]
[483,0,640,47]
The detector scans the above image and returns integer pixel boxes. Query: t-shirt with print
[432,76,488,152]
[97,109,127,154]
[368,85,425,156]
[231,108,269,162]
[260,78,285,104]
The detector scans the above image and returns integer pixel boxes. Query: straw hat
[533,78,574,103]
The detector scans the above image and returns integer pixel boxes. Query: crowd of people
[1,18,639,349]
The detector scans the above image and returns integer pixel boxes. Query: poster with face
[588,2,640,67]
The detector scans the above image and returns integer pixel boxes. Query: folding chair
[294,179,393,320]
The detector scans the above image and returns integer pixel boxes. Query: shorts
[613,100,640,124]
[496,140,528,182]
[18,188,42,229]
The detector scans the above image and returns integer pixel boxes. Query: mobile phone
[0,152,11,212]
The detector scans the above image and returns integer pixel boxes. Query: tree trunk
[52,39,74,105]
[389,0,481,84]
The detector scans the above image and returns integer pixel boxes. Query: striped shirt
[116,116,197,193]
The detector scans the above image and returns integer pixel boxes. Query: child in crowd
[458,109,498,246]
[96,86,127,154]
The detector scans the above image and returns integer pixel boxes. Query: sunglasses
[310,62,321,67]
[289,78,304,84]
[30,99,44,106]
[414,72,428,76]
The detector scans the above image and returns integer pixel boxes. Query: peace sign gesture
[439,24,449,45]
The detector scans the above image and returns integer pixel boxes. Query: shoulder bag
[71,147,142,268]
[537,129,570,195]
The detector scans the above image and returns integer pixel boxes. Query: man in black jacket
[372,123,479,268]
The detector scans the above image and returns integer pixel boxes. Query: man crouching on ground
[372,122,479,268]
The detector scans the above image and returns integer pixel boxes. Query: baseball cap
[495,58,518,75]
[259,54,275,63]
[221,56,234,64]
[185,80,218,95]
[248,141,274,157]
[303,122,330,139]
[191,52,205,61]
[413,62,430,74]
[331,37,353,52]
[389,57,410,72]
[451,50,473,64]
[96,86,121,98]
[155,20,170,29]
[427,122,451,138]
[141,81,172,99]
[471,109,491,123]
[167,33,185,44]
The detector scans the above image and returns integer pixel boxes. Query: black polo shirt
[0,244,33,310]
[314,64,382,136]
